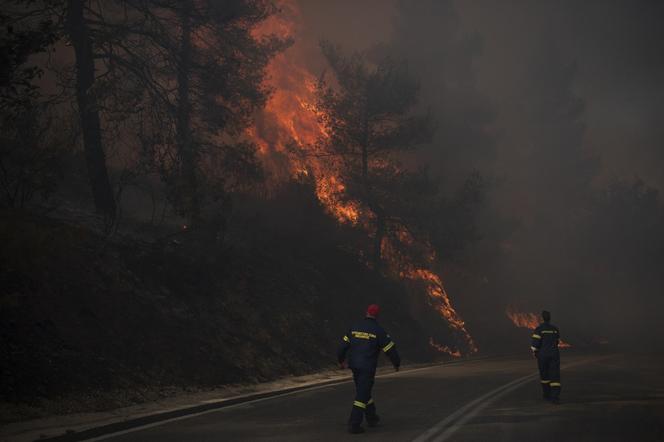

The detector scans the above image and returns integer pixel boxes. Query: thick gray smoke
[297,0,664,349]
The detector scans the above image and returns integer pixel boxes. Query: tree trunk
[175,7,200,226]
[66,0,116,220]
[373,209,385,270]
[360,113,382,266]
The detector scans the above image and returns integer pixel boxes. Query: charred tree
[174,5,199,225]
[65,0,116,220]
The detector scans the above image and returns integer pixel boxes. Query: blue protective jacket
[338,317,401,372]
[531,322,561,356]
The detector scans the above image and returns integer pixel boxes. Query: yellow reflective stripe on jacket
[532,334,542,339]
[367,398,374,405]
[351,331,377,340]
[541,380,551,384]
[353,400,366,409]
[382,341,395,352]
[550,382,561,387]
[343,335,350,342]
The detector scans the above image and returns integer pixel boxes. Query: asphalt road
[91,352,664,442]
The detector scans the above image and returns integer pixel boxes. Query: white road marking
[52,355,522,441]
[86,379,354,441]
[413,356,608,442]
[411,372,537,442]
[81,358,489,441]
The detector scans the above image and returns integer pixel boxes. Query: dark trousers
[349,369,378,427]
[537,353,561,399]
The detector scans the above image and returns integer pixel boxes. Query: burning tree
[314,41,432,268]
[104,0,290,227]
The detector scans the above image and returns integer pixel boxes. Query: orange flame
[506,306,572,348]
[429,337,461,358]
[406,269,478,354]
[506,307,540,329]
[251,0,475,354]
[251,0,359,224]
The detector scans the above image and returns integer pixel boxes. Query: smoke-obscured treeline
[1,0,663,421]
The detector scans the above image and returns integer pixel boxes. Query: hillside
[0,189,439,423]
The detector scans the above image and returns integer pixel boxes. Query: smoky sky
[297,0,664,190]
[296,0,664,346]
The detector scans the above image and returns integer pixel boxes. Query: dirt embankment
[0,207,433,423]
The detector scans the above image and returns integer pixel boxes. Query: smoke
[294,0,664,349]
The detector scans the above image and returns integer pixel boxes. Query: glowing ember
[429,337,462,358]
[506,306,572,348]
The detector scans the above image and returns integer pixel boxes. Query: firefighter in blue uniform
[338,304,401,434]
[531,310,562,403]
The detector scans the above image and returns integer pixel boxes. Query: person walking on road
[338,304,401,434]
[531,310,562,404]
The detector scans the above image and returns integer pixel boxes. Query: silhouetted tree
[63,0,118,219]
[0,101,67,208]
[107,0,288,226]
[3,0,128,219]
[1,7,56,108]
[0,3,64,208]
[315,41,432,267]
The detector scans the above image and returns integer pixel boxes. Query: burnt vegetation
[1,0,663,423]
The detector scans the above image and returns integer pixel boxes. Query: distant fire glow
[506,306,572,348]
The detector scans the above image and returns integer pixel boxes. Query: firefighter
[531,310,562,404]
[338,304,401,434]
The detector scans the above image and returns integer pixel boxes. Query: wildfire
[251,0,359,224]
[506,307,540,329]
[429,337,462,358]
[251,0,476,355]
[506,306,572,348]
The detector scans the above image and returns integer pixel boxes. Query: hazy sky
[294,0,664,344]
[297,0,664,189]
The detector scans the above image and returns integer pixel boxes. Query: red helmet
[366,304,380,317]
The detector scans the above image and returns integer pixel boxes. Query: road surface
[84,352,664,441]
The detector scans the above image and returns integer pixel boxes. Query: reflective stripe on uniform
[367,398,374,405]
[541,380,551,384]
[352,331,377,340]
[382,341,395,352]
[550,382,561,387]
[343,335,350,342]
[530,346,538,351]
[353,400,366,409]
[532,334,542,339]
[541,330,557,334]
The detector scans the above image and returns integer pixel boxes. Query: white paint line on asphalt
[82,358,489,441]
[431,374,537,442]
[413,356,610,442]
[85,378,356,441]
[411,373,537,442]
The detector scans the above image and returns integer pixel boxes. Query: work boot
[366,415,381,427]
[348,425,365,434]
